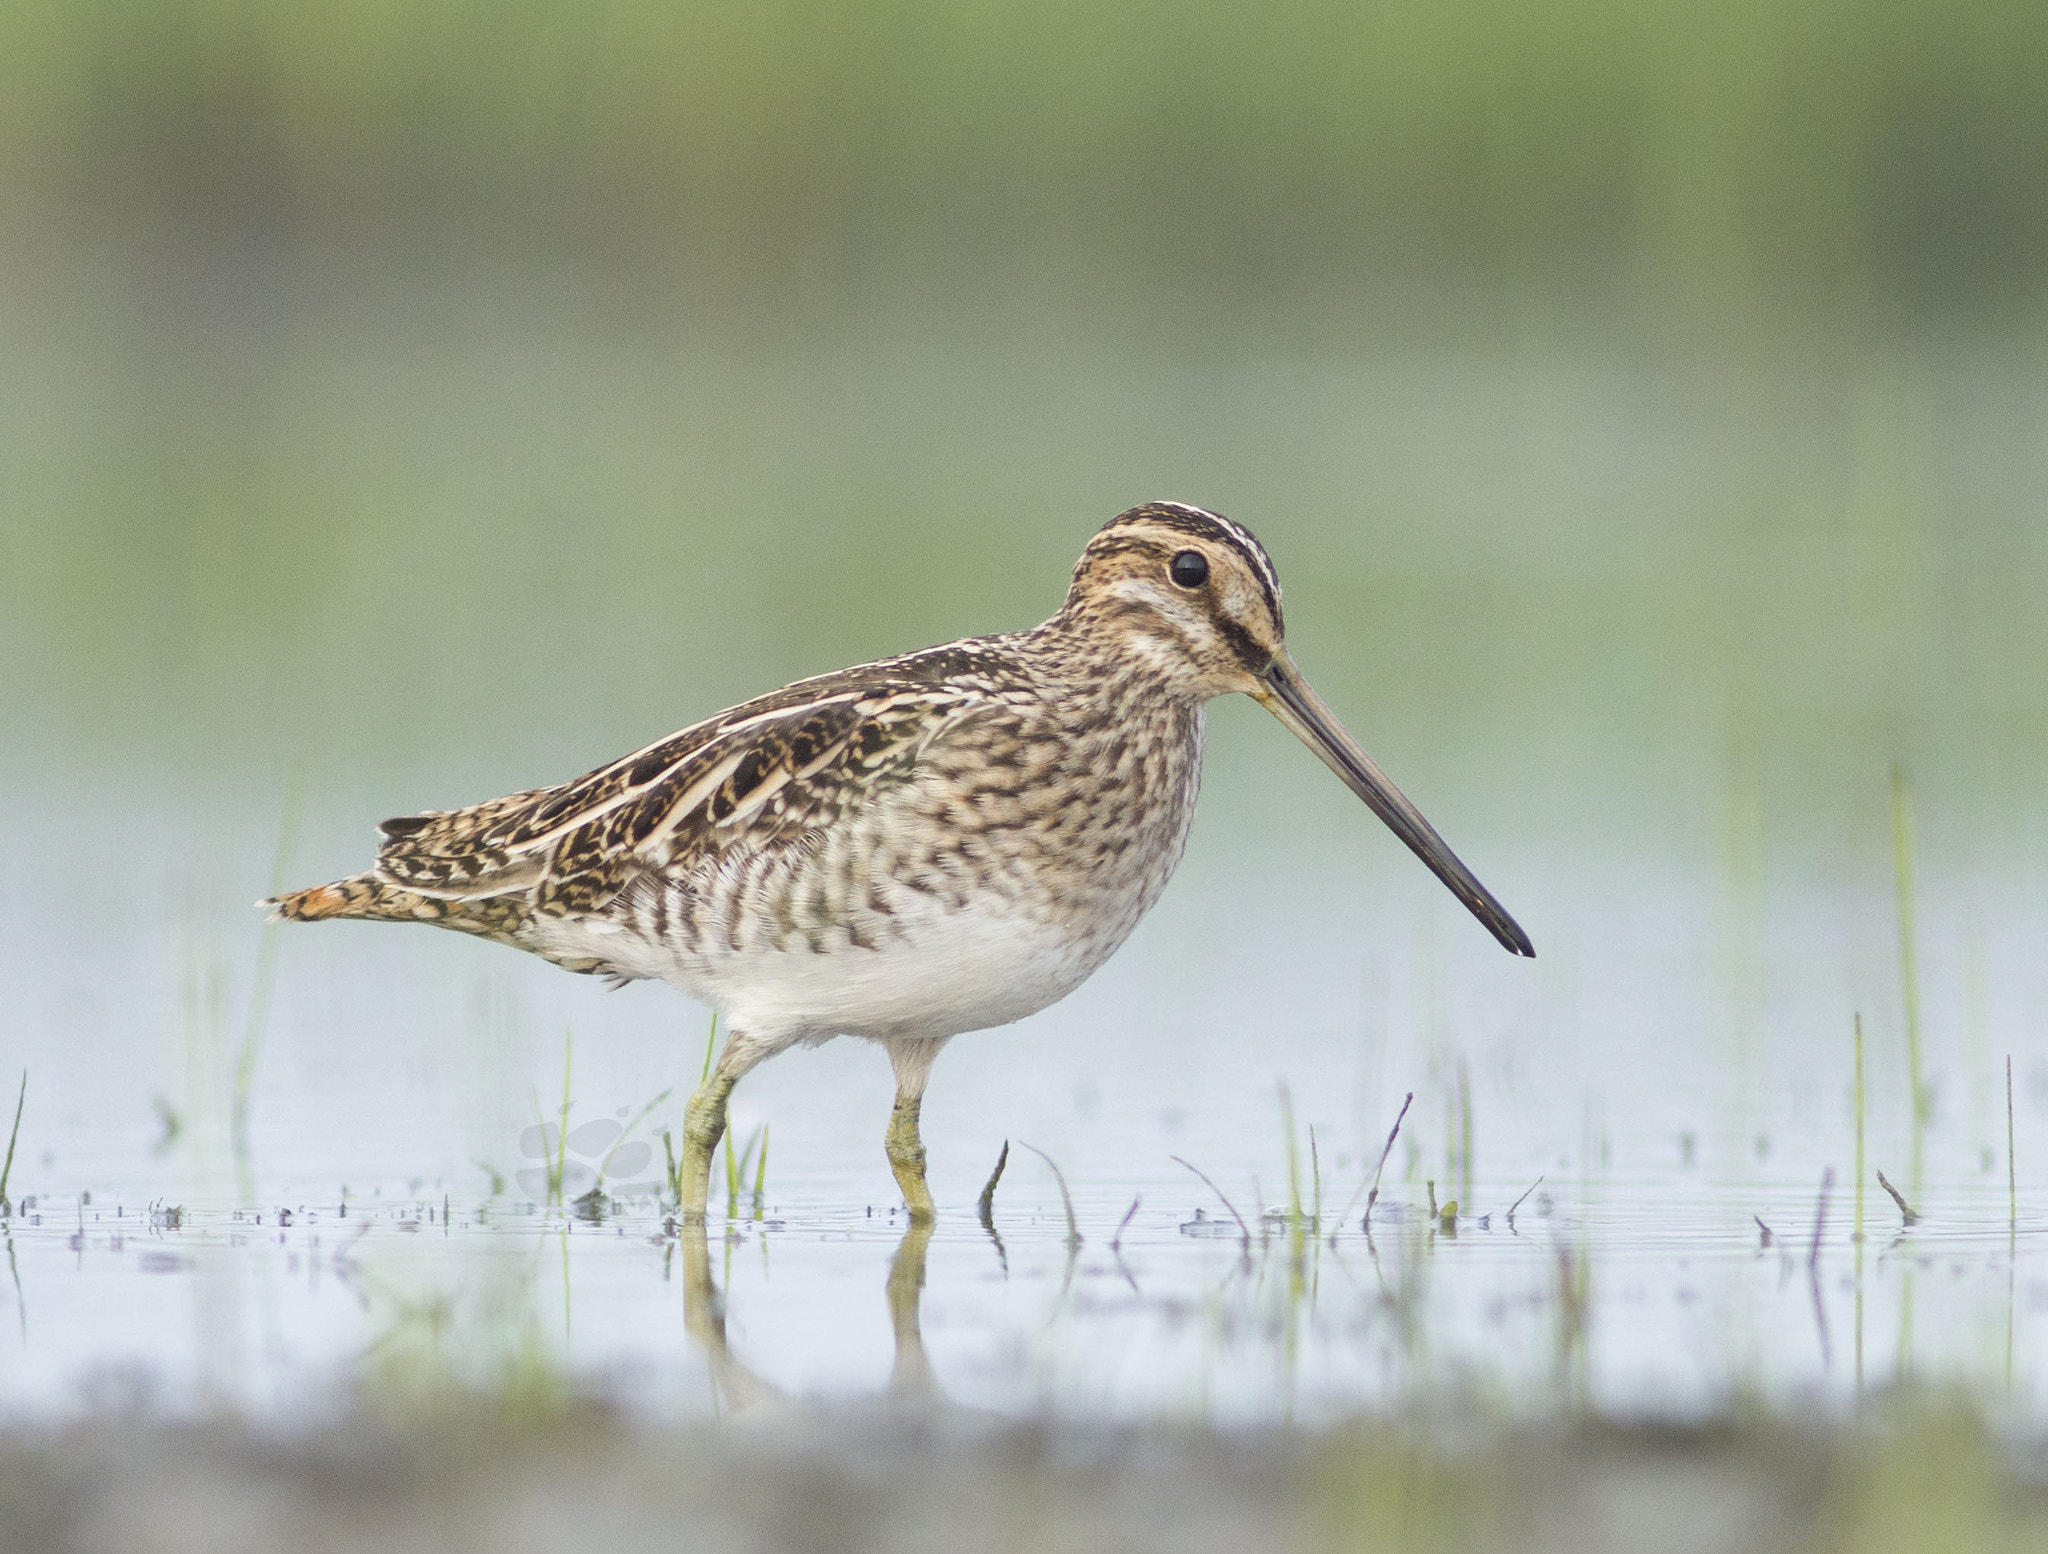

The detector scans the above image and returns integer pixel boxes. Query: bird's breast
[569,694,1208,1042]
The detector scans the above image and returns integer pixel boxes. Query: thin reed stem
[555,1032,574,1205]
[0,1073,24,1215]
[1016,1140,1082,1250]
[1506,1175,1544,1228]
[1336,1091,1413,1236]
[1457,1056,1473,1206]
[1854,1013,1866,1253]
[1279,1083,1303,1234]
[1891,767,1926,1189]
[1876,1169,1919,1226]
[976,1140,1009,1227]
[1808,1167,1834,1269]
[1112,1194,1141,1252]
[1172,1154,1250,1250]
[751,1124,770,1218]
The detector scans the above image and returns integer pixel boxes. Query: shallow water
[4,249,2048,1431]
[5,791,2044,1426]
[2,1158,2043,1426]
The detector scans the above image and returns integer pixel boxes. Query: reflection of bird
[677,1217,936,1412]
[270,503,1531,1221]
[679,1224,783,1414]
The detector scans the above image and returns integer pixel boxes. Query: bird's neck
[1023,611,1207,710]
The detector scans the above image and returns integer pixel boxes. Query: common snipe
[270,503,1531,1221]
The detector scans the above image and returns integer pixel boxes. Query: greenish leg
[885,1095,934,1221]
[884,1037,949,1222]
[678,1070,735,1225]
[679,1026,777,1224]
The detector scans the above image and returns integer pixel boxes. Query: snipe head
[1060,502,1533,957]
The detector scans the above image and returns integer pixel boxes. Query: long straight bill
[1256,650,1534,957]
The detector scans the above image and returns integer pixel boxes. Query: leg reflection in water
[679,1223,781,1412]
[679,1218,939,1413]
[885,1217,935,1399]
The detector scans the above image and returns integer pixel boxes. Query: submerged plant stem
[1506,1175,1544,1228]
[1340,1091,1413,1236]
[1809,1167,1834,1269]
[976,1140,1009,1227]
[1172,1154,1250,1250]
[1016,1140,1081,1250]
[1112,1194,1141,1251]
[1875,1169,1919,1226]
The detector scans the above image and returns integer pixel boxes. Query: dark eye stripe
[1103,504,1284,633]
[1214,614,1271,671]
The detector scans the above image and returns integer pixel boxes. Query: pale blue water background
[3,252,2046,1427]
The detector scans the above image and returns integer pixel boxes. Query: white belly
[686,901,1104,1044]
[534,879,1135,1048]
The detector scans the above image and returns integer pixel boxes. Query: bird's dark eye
[1169,550,1209,588]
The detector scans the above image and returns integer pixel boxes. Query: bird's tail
[263,874,529,949]
[265,872,435,923]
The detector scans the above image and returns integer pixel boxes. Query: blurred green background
[3,0,2045,889]
[0,0,2045,1291]
[4,4,2048,1447]
[9,0,2048,316]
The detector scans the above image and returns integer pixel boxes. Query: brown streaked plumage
[270,502,1531,1221]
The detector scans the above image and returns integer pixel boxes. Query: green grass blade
[751,1123,770,1218]
[232,767,305,1185]
[1854,1013,1866,1254]
[1280,1083,1302,1232]
[0,1072,25,1213]
[1891,766,1926,1190]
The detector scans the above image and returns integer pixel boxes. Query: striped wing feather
[370,652,1014,917]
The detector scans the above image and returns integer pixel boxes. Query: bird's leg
[678,1074,733,1224]
[884,1037,950,1222]
[679,1027,771,1225]
[884,1097,931,1220]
